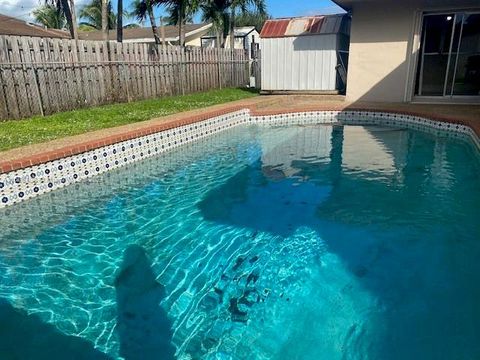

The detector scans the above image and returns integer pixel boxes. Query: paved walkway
[1,95,479,173]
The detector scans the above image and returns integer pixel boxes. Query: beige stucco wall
[345,2,417,102]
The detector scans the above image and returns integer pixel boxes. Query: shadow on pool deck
[114,244,176,360]
[0,298,111,360]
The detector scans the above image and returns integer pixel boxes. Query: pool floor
[0,124,479,359]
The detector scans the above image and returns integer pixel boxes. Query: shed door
[261,35,338,91]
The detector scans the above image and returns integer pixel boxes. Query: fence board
[9,37,31,116]
[34,39,47,111]
[0,37,18,118]
[94,41,106,102]
[21,37,42,115]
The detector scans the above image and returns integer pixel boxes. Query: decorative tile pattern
[0,110,248,208]
[251,110,479,146]
[1,108,479,209]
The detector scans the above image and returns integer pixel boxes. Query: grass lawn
[0,88,258,152]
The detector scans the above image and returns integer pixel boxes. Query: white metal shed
[260,14,350,93]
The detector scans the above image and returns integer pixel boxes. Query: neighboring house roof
[260,14,350,38]
[78,23,212,42]
[0,13,70,38]
[201,26,257,39]
[232,26,257,37]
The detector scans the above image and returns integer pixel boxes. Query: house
[0,14,70,38]
[332,0,480,103]
[78,23,212,46]
[259,14,350,94]
[201,26,261,57]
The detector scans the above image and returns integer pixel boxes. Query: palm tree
[132,0,198,47]
[117,0,123,41]
[200,0,266,49]
[159,16,168,46]
[228,0,266,50]
[68,0,79,39]
[79,0,116,30]
[101,0,108,40]
[164,1,196,25]
[152,0,200,47]
[200,0,229,48]
[234,8,270,31]
[45,0,78,39]
[131,0,162,44]
[33,4,67,29]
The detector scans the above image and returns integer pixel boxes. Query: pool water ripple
[0,124,479,359]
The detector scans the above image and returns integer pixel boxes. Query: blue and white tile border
[1,109,479,208]
[250,110,480,150]
[0,110,248,208]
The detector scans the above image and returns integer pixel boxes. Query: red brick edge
[0,106,244,174]
[1,104,478,174]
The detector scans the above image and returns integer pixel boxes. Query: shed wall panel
[261,35,338,91]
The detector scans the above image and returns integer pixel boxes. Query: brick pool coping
[0,105,246,173]
[1,96,479,174]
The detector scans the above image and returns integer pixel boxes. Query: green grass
[0,88,258,152]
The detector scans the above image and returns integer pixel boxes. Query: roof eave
[331,0,353,11]
[181,23,213,41]
[242,28,255,37]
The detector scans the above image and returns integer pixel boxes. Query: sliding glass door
[415,12,480,98]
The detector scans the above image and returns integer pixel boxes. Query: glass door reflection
[450,13,480,96]
[415,11,480,99]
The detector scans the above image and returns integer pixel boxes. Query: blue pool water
[0,124,479,359]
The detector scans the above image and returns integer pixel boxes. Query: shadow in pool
[115,245,176,360]
[198,159,333,237]
[0,298,110,360]
[197,125,480,359]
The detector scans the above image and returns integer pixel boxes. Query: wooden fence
[0,35,254,120]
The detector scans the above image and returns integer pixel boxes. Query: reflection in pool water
[0,124,479,359]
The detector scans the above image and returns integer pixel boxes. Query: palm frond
[33,4,67,29]
[79,0,116,30]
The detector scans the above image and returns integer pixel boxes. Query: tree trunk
[101,0,108,41]
[178,5,185,47]
[179,20,185,47]
[159,16,166,49]
[117,0,123,42]
[147,5,161,44]
[61,0,78,40]
[216,30,221,49]
[229,7,235,51]
[68,0,78,40]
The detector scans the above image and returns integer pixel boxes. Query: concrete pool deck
[1,95,479,174]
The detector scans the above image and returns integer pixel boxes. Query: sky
[0,0,344,25]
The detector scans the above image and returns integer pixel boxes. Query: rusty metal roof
[260,14,350,38]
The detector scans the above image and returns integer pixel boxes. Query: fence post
[217,48,222,89]
[180,47,185,96]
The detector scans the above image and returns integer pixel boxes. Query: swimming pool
[0,122,479,359]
